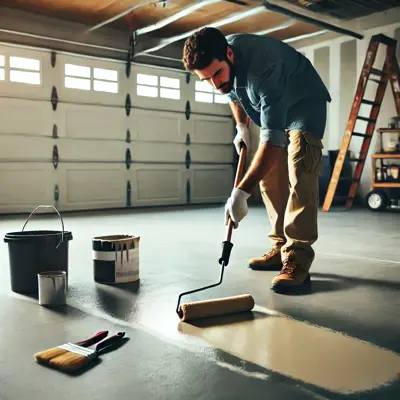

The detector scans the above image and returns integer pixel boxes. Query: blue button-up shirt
[226,34,331,148]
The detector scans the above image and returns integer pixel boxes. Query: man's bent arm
[229,100,247,125]
[237,143,281,194]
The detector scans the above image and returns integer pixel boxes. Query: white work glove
[233,123,250,155]
[225,188,251,229]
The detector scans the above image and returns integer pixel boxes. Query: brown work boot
[270,251,311,293]
[248,247,283,271]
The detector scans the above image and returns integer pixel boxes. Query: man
[182,27,331,293]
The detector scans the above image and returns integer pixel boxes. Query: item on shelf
[388,116,400,129]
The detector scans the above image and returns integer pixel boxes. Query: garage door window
[137,73,158,97]
[160,76,180,100]
[9,56,40,85]
[65,63,91,91]
[0,55,4,81]
[93,67,118,93]
[64,64,118,93]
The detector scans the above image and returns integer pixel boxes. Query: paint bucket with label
[4,205,73,294]
[92,234,140,284]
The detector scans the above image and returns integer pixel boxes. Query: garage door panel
[0,98,52,137]
[190,165,233,203]
[57,138,127,162]
[132,65,186,113]
[55,54,127,107]
[60,104,127,140]
[130,165,186,206]
[130,109,183,143]
[0,44,53,101]
[58,163,127,211]
[192,115,233,144]
[0,163,56,213]
[0,135,54,161]
[190,144,233,164]
[131,142,185,163]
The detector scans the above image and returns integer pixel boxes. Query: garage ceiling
[0,0,398,69]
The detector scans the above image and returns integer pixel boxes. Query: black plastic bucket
[4,205,73,294]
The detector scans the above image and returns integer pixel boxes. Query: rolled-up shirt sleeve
[256,65,288,148]
[227,91,238,102]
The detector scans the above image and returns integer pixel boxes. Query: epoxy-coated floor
[1,204,399,399]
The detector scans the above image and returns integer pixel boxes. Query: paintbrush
[48,331,126,372]
[34,330,109,365]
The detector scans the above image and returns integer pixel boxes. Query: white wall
[295,21,400,202]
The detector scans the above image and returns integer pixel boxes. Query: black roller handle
[219,240,234,266]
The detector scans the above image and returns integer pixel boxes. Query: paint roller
[176,119,255,322]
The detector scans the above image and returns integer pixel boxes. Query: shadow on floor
[311,272,400,291]
[93,285,138,321]
[271,278,354,297]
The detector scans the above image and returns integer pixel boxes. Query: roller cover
[179,294,255,322]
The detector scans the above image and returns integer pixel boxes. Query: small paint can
[38,270,67,306]
[92,234,140,284]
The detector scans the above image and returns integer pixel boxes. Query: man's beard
[217,58,235,94]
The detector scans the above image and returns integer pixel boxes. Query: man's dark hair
[182,27,228,72]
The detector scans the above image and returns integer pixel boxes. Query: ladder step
[357,116,376,123]
[361,99,380,106]
[339,177,360,182]
[352,132,367,138]
[370,68,385,77]
[371,34,397,47]
[333,195,355,201]
[348,158,364,163]
[369,78,385,84]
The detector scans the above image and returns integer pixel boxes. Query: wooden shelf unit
[372,128,400,189]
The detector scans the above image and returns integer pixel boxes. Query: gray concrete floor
[1,204,399,399]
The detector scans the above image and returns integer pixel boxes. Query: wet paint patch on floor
[177,304,400,395]
[1,206,400,399]
[0,294,339,400]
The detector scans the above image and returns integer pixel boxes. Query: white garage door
[0,43,235,214]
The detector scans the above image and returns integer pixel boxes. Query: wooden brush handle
[95,332,125,353]
[76,330,109,347]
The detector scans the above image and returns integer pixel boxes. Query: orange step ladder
[322,34,400,212]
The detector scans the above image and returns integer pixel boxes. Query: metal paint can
[38,270,67,306]
[92,234,140,284]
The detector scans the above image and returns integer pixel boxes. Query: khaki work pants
[259,130,324,271]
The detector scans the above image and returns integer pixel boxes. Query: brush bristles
[34,347,69,364]
[45,343,97,371]
[49,352,91,372]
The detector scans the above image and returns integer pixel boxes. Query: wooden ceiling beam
[262,0,363,40]
[136,0,224,35]
[253,18,295,36]
[135,5,268,55]
[87,0,160,32]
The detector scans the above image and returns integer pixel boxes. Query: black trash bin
[4,205,73,294]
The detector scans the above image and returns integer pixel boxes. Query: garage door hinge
[52,124,58,138]
[51,52,56,68]
[186,180,191,203]
[186,73,190,84]
[54,185,59,202]
[185,101,191,120]
[186,133,190,146]
[126,181,132,206]
[52,145,59,169]
[185,150,191,169]
[125,94,132,116]
[51,86,58,111]
[125,148,132,169]
[126,129,131,143]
